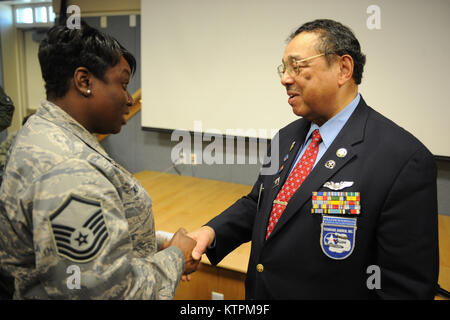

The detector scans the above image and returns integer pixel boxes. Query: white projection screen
[141,0,450,157]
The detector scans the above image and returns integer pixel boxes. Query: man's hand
[187,226,215,260]
[167,228,199,275]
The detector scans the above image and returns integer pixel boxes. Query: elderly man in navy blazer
[189,19,439,299]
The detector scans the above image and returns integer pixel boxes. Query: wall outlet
[100,16,107,28]
[178,151,186,164]
[190,153,197,165]
[176,151,196,165]
[211,291,224,300]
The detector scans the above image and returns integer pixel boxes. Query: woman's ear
[73,67,91,97]
[337,54,354,86]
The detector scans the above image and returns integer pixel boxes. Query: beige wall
[53,0,140,16]
[0,1,141,132]
[0,4,26,133]
[23,30,46,112]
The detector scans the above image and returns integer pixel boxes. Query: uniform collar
[36,100,111,160]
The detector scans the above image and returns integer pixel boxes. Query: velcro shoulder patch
[50,194,109,263]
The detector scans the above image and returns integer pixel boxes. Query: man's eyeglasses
[277,53,327,78]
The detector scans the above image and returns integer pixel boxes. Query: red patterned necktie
[266,129,322,239]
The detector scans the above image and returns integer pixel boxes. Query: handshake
[161,226,216,277]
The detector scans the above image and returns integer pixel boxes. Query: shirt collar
[36,100,111,160]
[304,93,360,148]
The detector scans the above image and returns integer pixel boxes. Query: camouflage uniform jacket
[0,100,184,299]
[0,131,17,186]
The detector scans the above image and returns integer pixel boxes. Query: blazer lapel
[257,120,309,244]
[266,97,370,241]
[272,121,310,196]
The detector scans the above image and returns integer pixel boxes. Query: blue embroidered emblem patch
[320,216,357,260]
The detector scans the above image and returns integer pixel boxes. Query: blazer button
[256,264,264,273]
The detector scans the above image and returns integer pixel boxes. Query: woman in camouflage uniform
[0,22,197,299]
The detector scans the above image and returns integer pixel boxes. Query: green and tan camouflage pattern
[0,131,17,185]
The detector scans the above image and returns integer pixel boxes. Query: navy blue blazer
[206,97,439,299]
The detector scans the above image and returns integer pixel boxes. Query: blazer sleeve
[376,145,439,299]
[205,130,283,265]
[205,174,261,265]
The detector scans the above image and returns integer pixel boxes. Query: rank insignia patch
[320,216,356,260]
[50,194,109,263]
